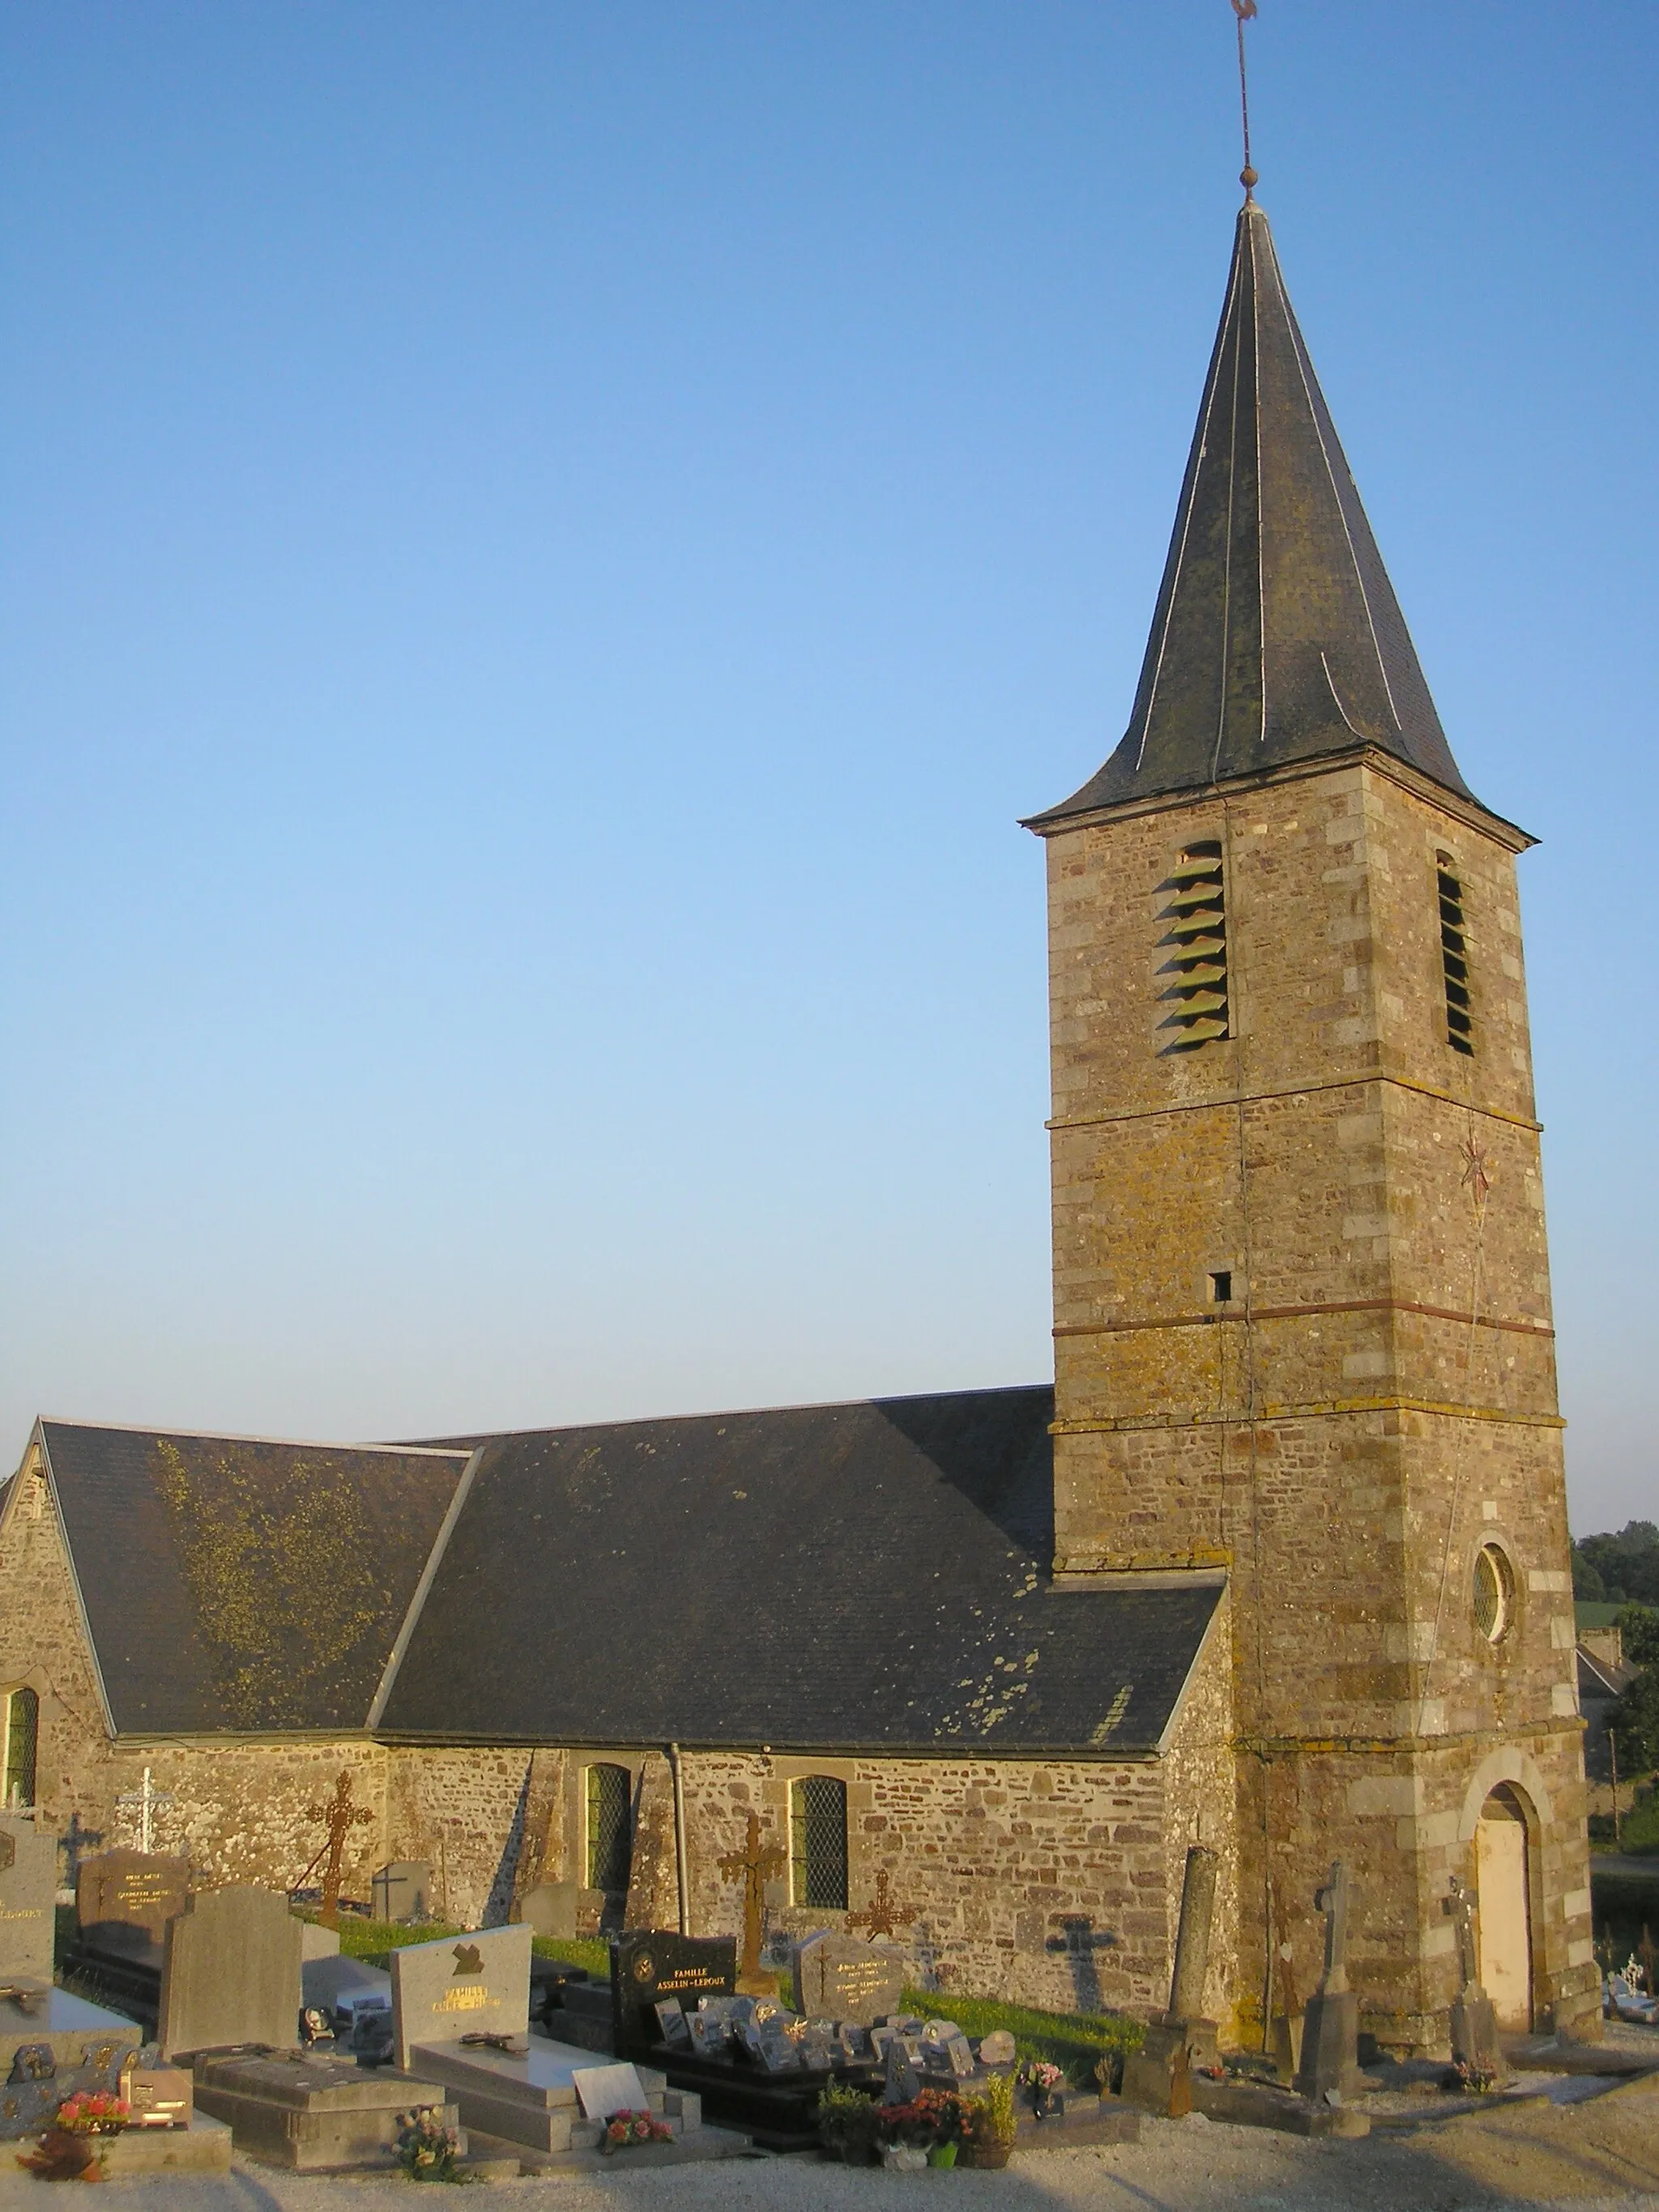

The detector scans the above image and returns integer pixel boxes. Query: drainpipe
[667,1743,690,1934]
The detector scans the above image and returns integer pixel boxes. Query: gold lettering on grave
[431,1988,492,2014]
[0,1909,43,1922]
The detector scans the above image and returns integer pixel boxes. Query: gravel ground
[0,2071,1655,2212]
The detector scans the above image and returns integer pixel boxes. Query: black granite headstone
[610,1931,736,2052]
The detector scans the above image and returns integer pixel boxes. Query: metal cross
[302,1770,373,1929]
[1313,1860,1351,1996]
[716,1811,787,1988]
[115,1767,173,1856]
[1461,1135,1493,1208]
[1442,1875,1479,1992]
[847,1867,916,1944]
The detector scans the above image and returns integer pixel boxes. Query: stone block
[192,2048,461,2171]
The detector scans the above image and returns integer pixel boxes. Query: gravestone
[792,1930,905,2027]
[612,1930,737,2052]
[76,1850,191,1961]
[157,1887,303,2061]
[521,1881,578,1941]
[390,1924,531,2073]
[369,1861,430,1923]
[1121,1846,1221,2114]
[978,2027,1016,2067]
[883,2035,922,2105]
[1443,1877,1509,2084]
[0,1813,59,1993]
[1296,1861,1370,2103]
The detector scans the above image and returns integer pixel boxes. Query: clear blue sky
[2,3,1653,1532]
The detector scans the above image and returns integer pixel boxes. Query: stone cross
[116,1767,173,1856]
[1313,1860,1350,1996]
[717,1812,786,1988]
[1443,1875,1479,1992]
[847,1868,916,1943]
[303,1770,373,1929]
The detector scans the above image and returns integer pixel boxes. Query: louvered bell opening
[1437,868,1474,1055]
[1156,843,1229,1054]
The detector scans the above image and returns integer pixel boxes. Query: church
[0,189,1597,2056]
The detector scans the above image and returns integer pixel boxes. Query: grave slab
[192,2048,462,2172]
[0,1990,143,2138]
[97,2112,233,2177]
[158,1886,303,2060]
[407,2035,671,2156]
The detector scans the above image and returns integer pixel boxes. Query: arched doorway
[1475,1784,1533,2030]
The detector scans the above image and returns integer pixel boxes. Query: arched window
[790,1775,848,1910]
[586,1763,633,1894]
[2,1689,37,1810]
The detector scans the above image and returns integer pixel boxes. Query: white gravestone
[390,1924,531,2073]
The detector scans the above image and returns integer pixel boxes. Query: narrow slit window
[790,1775,849,1910]
[1155,839,1230,1054]
[1209,1271,1233,1304]
[1436,858,1474,1055]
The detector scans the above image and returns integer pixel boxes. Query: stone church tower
[1027,198,1596,2049]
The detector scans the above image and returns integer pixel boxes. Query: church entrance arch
[1475,1784,1533,2031]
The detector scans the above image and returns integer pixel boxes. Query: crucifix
[847,1867,915,1944]
[1443,1875,1479,1993]
[301,1770,373,1929]
[115,1767,173,1856]
[1313,1860,1350,1996]
[717,1811,786,1992]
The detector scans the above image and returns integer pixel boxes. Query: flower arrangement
[875,2087,975,2150]
[600,2109,672,2153]
[52,2094,130,2137]
[1017,2057,1064,2119]
[394,2105,463,2182]
[1442,2058,1498,2096]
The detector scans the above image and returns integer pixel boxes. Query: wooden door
[1475,1786,1533,2031]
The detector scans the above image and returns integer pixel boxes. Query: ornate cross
[1314,1860,1350,1996]
[717,1811,787,1989]
[303,1770,373,1929]
[115,1767,173,1856]
[1443,1875,1479,1992]
[1461,1135,1493,1209]
[847,1867,915,1944]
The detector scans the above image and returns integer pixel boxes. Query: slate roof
[379,1386,1221,1757]
[1030,202,1482,827]
[36,1421,472,1735]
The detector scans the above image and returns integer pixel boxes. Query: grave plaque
[157,1887,303,2061]
[978,2028,1015,2066]
[390,1924,530,2074]
[883,2035,922,2105]
[76,1850,190,1960]
[611,1930,737,2052]
[792,1930,904,2027]
[655,2000,692,2048]
[0,1814,58,1992]
[686,2011,728,2060]
[370,1860,431,1923]
[571,2061,647,2120]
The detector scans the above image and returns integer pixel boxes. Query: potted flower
[966,2069,1018,2169]
[817,2078,880,2164]
[1017,2057,1065,2120]
[915,2086,973,2168]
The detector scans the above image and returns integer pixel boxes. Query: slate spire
[1033,202,1474,823]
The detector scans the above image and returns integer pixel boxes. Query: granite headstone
[390,1924,531,2073]
[0,1814,58,1992]
[612,1930,736,2052]
[156,1887,304,2061]
[76,1850,191,1961]
[792,1931,905,2027]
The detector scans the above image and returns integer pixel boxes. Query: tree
[1611,1604,1659,1777]
[1574,1522,1659,1608]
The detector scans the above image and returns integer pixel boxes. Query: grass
[900,1988,1142,2091]
[296,1916,611,1976]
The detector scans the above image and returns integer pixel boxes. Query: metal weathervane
[1231,0,1260,200]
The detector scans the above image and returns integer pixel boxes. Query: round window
[1473,1544,1515,1643]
